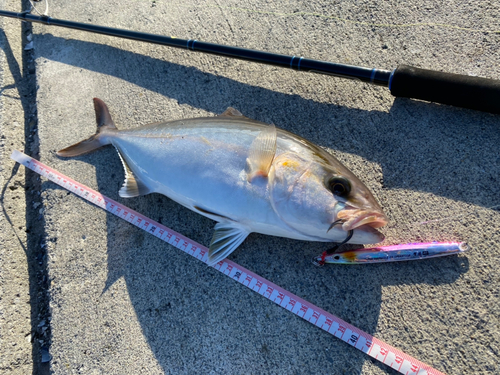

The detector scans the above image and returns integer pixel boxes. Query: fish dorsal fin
[219,107,244,117]
[208,222,250,266]
[246,123,277,181]
[115,147,151,198]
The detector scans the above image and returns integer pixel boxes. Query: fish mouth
[336,209,388,231]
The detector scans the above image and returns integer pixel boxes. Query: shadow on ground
[37,34,500,210]
[37,34,494,373]
[0,25,50,374]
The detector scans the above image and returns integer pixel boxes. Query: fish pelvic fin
[115,147,151,198]
[207,222,250,266]
[246,123,277,182]
[57,98,118,157]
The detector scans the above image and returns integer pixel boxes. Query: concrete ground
[1,0,44,373]
[1,0,499,374]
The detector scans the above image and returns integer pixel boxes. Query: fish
[314,242,469,265]
[58,98,388,266]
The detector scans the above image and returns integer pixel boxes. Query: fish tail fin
[57,98,118,157]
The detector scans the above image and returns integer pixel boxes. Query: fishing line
[3,3,499,113]
[144,1,500,35]
[386,204,500,232]
[28,0,48,17]
[324,147,490,245]
[369,204,498,256]
[416,205,500,225]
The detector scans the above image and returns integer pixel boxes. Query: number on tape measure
[10,150,445,375]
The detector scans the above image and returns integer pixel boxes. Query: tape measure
[11,150,446,375]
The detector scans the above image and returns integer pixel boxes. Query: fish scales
[58,99,388,265]
[116,119,299,237]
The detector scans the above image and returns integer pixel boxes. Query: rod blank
[2,9,499,114]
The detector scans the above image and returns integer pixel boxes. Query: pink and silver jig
[313,242,469,265]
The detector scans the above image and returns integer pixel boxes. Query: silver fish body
[58,99,388,265]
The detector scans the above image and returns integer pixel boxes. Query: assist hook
[313,220,354,266]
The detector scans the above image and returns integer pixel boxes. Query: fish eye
[328,176,351,197]
[334,255,340,260]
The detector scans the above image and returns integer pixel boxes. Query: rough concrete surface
[1,0,44,373]
[1,0,499,374]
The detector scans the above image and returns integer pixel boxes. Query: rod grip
[390,65,500,114]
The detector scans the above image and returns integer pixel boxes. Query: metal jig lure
[313,242,469,266]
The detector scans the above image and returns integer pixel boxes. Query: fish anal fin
[246,123,277,182]
[115,147,150,198]
[219,107,244,117]
[207,222,250,266]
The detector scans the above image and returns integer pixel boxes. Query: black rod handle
[2,10,500,114]
[390,65,500,114]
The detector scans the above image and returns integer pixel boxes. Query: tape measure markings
[11,150,445,375]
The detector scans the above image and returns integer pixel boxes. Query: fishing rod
[1,9,500,114]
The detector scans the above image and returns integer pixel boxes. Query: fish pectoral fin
[246,123,277,181]
[208,222,250,266]
[115,148,151,198]
[219,107,245,118]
